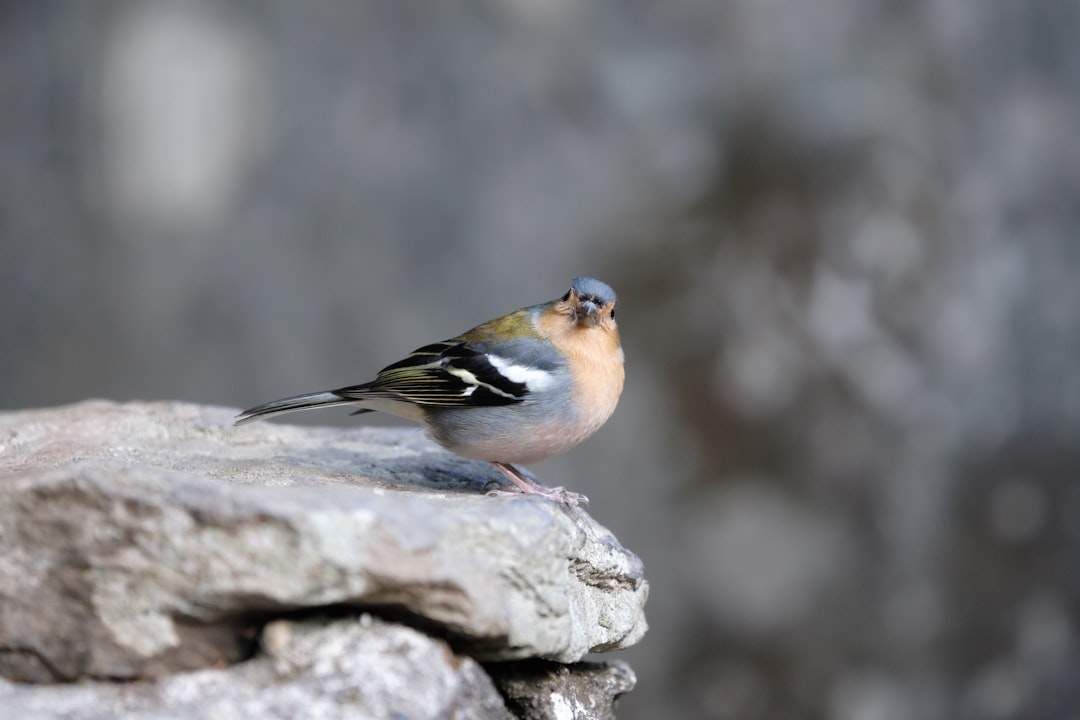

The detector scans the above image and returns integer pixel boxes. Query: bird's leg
[487,462,588,506]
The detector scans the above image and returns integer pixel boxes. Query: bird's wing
[335,341,535,408]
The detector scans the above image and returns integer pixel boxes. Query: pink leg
[487,462,588,506]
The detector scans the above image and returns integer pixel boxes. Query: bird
[235,277,624,506]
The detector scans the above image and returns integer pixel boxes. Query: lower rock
[0,617,512,720]
[490,659,637,720]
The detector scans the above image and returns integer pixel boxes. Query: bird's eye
[609,307,616,319]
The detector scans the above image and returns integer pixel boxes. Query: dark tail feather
[235,391,353,425]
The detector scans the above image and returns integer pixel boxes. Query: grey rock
[490,659,637,720]
[0,616,513,720]
[0,400,647,682]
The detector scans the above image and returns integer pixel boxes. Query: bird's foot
[484,485,589,506]
[487,462,589,506]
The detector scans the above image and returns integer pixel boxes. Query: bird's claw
[485,485,588,506]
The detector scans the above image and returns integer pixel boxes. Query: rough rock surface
[0,616,513,720]
[491,660,637,720]
[0,400,648,684]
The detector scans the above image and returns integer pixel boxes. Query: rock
[0,400,647,682]
[0,616,513,719]
[490,659,637,720]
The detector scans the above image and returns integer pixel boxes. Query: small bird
[236,277,624,506]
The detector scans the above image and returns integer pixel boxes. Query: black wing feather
[336,340,529,408]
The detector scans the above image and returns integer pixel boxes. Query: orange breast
[537,312,625,444]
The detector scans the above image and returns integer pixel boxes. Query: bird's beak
[572,296,603,326]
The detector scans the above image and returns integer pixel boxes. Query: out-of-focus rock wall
[3,2,1078,718]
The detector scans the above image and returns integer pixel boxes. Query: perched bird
[236,277,624,506]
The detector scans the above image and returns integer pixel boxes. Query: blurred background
[3,1,1080,718]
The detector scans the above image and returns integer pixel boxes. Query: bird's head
[562,277,618,330]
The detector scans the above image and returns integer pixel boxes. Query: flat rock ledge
[0,401,647,718]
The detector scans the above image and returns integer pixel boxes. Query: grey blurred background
[3,1,1080,718]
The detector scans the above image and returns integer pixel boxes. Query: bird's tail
[235,391,355,425]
